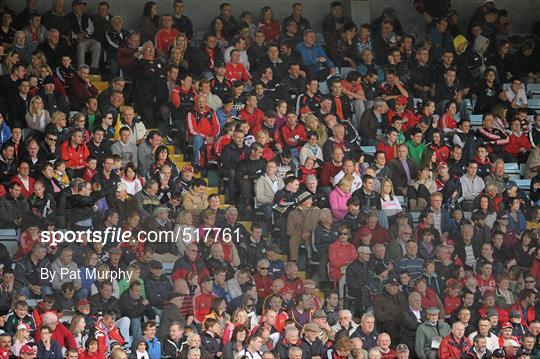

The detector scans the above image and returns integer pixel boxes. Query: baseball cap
[437,161,448,169]
[182,165,194,172]
[358,227,371,236]
[503,338,520,347]
[396,344,409,352]
[264,110,277,118]
[509,310,521,318]
[485,308,498,318]
[19,345,35,354]
[108,247,122,254]
[396,96,408,106]
[116,182,127,192]
[492,349,505,358]
[43,75,55,85]
[357,246,371,254]
[215,61,226,68]
[17,323,31,331]
[385,277,399,285]
[266,242,281,254]
[77,299,90,307]
[501,321,513,329]
[426,307,440,315]
[150,260,163,270]
[505,181,517,190]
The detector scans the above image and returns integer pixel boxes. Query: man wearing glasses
[387,224,412,263]
[254,259,273,301]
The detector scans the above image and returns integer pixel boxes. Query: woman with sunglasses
[328,224,358,291]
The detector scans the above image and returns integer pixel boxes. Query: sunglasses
[259,267,269,270]
[339,232,349,236]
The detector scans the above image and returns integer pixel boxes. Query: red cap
[501,321,513,329]
[437,161,448,169]
[396,96,408,106]
[483,290,495,299]
[358,227,371,236]
[20,344,35,354]
[445,278,462,288]
[17,323,31,331]
[182,165,194,172]
[77,299,90,307]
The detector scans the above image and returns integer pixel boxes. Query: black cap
[215,61,226,68]
[385,277,399,285]
[72,0,87,5]
[492,348,505,358]
[264,109,277,118]
[149,260,163,270]
[43,76,55,85]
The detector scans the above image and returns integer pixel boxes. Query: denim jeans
[192,135,204,166]
[20,285,53,299]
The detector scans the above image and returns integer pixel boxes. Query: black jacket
[201,331,221,356]
[118,291,155,320]
[162,335,183,359]
[89,292,122,318]
[220,142,249,170]
[301,337,327,358]
[345,260,373,300]
[236,157,266,183]
[189,45,224,76]
[157,303,187,340]
[399,307,425,354]
[14,254,52,289]
[145,273,173,309]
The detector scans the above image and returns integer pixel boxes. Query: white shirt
[505,87,528,107]
[468,331,500,352]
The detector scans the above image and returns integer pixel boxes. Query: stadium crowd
[0,0,538,357]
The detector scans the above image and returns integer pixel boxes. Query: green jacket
[406,140,426,166]
[415,320,451,359]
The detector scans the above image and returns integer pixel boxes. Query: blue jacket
[295,42,334,69]
[0,122,11,147]
[145,336,161,359]
[507,210,526,234]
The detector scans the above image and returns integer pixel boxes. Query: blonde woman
[174,210,196,256]
[26,51,47,77]
[168,45,188,71]
[304,114,328,147]
[408,166,437,210]
[380,177,402,217]
[10,323,32,357]
[69,315,88,349]
[25,96,51,132]
[1,49,20,75]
